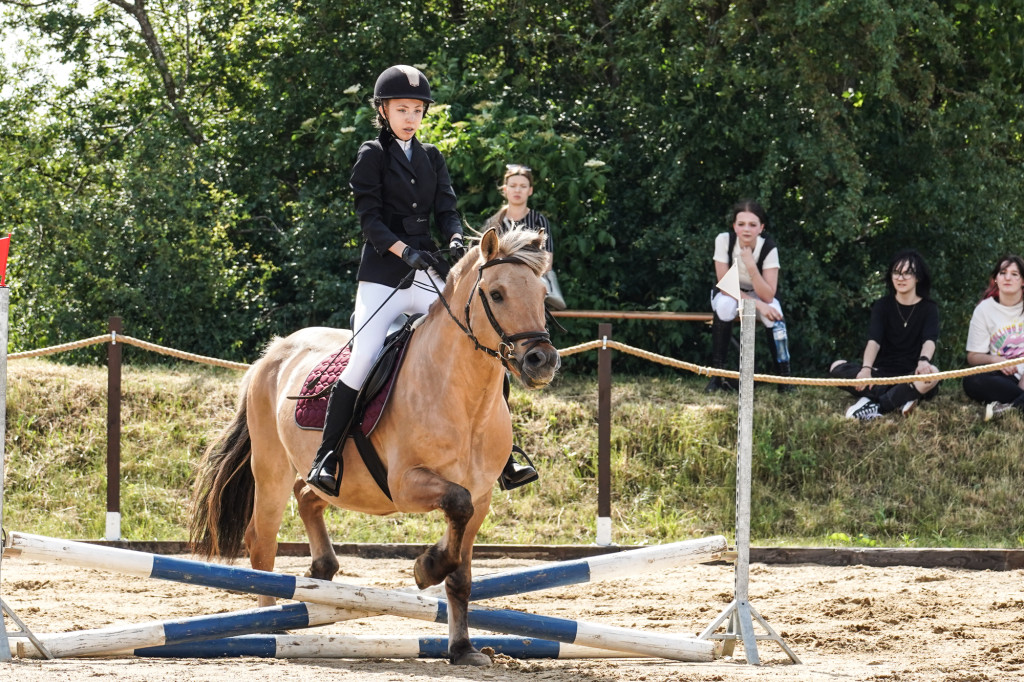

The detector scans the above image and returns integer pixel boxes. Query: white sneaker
[984,401,1013,422]
[845,397,871,419]
[901,400,918,416]
[849,399,882,422]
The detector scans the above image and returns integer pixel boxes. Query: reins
[294,268,418,398]
[298,247,551,398]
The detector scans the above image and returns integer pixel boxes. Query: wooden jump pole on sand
[4,532,722,662]
[8,535,727,659]
[132,634,641,659]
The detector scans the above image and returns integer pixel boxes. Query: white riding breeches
[339,268,443,391]
[712,291,783,329]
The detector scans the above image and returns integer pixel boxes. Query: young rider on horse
[307,65,538,496]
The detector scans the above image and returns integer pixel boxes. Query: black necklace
[897,301,918,328]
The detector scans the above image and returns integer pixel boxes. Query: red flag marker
[0,233,9,287]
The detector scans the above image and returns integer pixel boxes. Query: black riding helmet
[373,65,433,136]
[373,65,434,104]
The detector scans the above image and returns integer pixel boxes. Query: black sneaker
[704,376,736,393]
[846,397,882,422]
[984,401,1013,422]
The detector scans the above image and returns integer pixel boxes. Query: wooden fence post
[596,323,612,546]
[106,316,122,541]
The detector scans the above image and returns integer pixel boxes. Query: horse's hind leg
[244,431,295,607]
[293,479,339,581]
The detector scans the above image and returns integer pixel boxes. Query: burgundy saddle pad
[293,346,402,435]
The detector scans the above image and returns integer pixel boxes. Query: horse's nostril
[524,347,560,370]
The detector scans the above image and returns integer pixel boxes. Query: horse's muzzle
[518,343,560,389]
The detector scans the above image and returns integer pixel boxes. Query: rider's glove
[449,235,467,261]
[401,246,437,271]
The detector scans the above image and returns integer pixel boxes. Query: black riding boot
[705,315,735,392]
[500,446,539,491]
[764,326,795,393]
[307,382,359,496]
[499,374,539,490]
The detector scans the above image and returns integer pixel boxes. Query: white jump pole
[138,634,642,659]
[13,633,642,660]
[3,532,718,662]
[698,297,799,664]
[4,535,727,659]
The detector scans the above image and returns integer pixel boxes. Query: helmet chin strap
[378,104,396,139]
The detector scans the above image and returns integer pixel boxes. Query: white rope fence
[9,332,1019,387]
[9,334,249,371]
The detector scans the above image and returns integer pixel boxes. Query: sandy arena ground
[1,551,1022,681]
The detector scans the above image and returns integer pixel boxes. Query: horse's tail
[189,370,256,561]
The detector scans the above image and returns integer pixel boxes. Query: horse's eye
[490,290,503,302]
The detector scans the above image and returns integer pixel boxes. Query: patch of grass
[3,359,1023,548]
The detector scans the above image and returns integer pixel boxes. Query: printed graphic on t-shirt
[992,321,1024,359]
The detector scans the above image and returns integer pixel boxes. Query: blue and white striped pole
[8,535,726,659]
[4,532,721,661]
[12,634,640,660]
[138,634,641,659]
[452,534,727,601]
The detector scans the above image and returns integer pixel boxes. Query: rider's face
[380,99,425,141]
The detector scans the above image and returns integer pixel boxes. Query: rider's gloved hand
[401,245,437,271]
[449,235,466,261]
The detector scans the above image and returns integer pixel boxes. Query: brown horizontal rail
[551,309,713,322]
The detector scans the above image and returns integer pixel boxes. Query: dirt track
[2,552,1022,681]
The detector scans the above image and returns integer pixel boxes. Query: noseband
[455,256,551,373]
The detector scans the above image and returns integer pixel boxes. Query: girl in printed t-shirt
[963,254,1024,421]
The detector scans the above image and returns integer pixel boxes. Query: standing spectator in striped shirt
[485,164,554,254]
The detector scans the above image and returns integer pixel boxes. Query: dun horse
[189,227,559,665]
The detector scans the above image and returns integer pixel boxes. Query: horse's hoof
[451,651,492,667]
[412,557,430,589]
[413,553,441,590]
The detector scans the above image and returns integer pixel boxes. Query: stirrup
[307,452,341,497]
[499,445,538,491]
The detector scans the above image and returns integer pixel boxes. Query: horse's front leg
[444,502,491,667]
[395,467,474,590]
[394,467,491,666]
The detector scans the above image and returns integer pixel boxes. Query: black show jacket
[350,133,462,287]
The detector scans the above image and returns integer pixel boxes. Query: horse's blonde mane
[490,226,552,276]
[440,226,551,301]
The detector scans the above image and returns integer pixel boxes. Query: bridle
[434,256,551,373]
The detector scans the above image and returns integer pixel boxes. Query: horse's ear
[481,228,500,260]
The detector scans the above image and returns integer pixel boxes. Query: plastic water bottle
[772,320,790,363]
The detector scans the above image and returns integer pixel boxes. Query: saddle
[294,315,420,435]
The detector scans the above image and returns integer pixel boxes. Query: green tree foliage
[0,1,1021,371]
